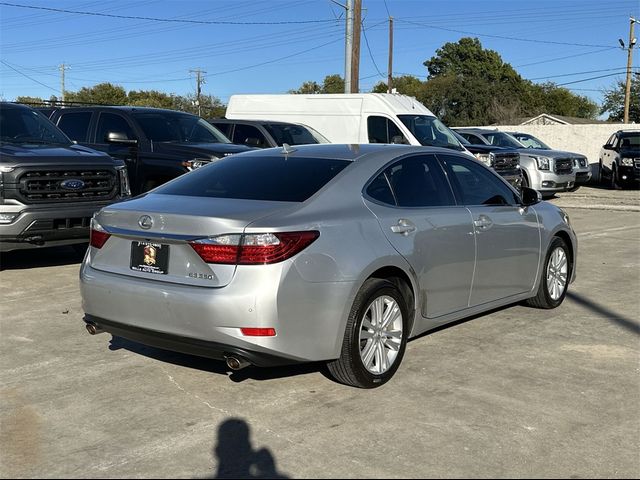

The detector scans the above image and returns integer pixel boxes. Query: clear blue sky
[1,0,638,110]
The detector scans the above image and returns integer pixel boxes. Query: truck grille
[19,169,117,203]
[491,153,519,171]
[554,158,573,175]
[634,158,640,170]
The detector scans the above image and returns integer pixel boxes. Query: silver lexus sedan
[80,144,577,388]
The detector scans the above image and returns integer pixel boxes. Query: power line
[0,2,339,25]
[529,67,639,80]
[0,60,59,93]
[515,47,618,68]
[394,18,617,49]
[362,20,386,79]
[558,72,630,86]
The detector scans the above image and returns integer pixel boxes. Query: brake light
[189,231,319,265]
[240,328,276,337]
[89,219,111,249]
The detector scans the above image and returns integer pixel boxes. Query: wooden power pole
[623,16,637,123]
[350,0,361,93]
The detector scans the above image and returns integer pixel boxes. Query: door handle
[473,215,493,230]
[390,219,416,235]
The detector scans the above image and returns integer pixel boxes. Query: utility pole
[623,16,637,124]
[59,63,68,104]
[189,68,206,116]
[350,0,361,93]
[344,0,353,94]
[387,16,394,94]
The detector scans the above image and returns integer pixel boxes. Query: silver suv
[454,128,579,198]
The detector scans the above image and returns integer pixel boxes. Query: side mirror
[603,144,613,150]
[106,131,138,145]
[521,186,542,206]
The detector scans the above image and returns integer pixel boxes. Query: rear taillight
[189,231,319,265]
[90,219,111,249]
[241,328,276,337]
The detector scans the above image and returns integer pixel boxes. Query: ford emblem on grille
[138,215,153,229]
[60,179,85,190]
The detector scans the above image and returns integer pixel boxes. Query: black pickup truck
[47,106,251,195]
[1,103,130,252]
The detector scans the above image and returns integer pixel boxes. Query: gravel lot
[1,185,638,479]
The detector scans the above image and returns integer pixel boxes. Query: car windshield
[620,132,640,149]
[155,155,351,202]
[398,115,465,151]
[133,112,231,143]
[264,123,329,146]
[482,132,525,149]
[0,105,70,146]
[514,133,550,149]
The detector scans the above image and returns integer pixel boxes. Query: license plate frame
[130,241,169,275]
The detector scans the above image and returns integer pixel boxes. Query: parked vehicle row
[453,128,590,198]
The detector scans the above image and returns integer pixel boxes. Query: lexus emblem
[138,215,153,229]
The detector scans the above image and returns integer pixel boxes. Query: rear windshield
[132,112,230,143]
[156,155,351,202]
[263,123,327,146]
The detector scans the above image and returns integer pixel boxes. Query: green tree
[372,75,426,99]
[127,89,175,108]
[15,95,46,105]
[172,93,225,118]
[600,77,640,123]
[321,74,344,93]
[289,80,322,94]
[65,82,128,105]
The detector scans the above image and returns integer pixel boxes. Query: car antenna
[282,143,296,155]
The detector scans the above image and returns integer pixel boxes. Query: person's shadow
[213,418,288,479]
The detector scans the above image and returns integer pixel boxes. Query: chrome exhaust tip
[225,355,251,371]
[85,323,104,335]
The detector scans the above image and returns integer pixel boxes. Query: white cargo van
[225,93,468,153]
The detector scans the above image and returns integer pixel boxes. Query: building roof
[514,113,612,125]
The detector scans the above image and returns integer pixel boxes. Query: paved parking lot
[1,186,639,478]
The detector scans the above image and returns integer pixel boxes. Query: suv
[452,131,522,189]
[507,131,590,190]
[454,128,576,198]
[599,130,640,189]
[0,103,130,252]
[207,119,329,148]
[47,107,251,195]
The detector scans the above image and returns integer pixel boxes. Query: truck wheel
[327,278,409,388]
[526,237,570,309]
[609,165,618,190]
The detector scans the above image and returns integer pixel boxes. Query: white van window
[367,116,408,144]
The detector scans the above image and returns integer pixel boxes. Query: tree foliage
[289,74,345,94]
[600,77,640,123]
[65,83,128,105]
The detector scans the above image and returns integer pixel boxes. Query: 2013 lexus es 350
[80,144,577,388]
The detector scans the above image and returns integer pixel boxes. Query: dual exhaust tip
[85,322,251,371]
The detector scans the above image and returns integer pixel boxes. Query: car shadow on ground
[0,244,86,271]
[108,335,329,383]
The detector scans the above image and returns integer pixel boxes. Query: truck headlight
[574,158,587,168]
[474,153,492,167]
[620,157,634,166]
[182,158,213,171]
[116,166,131,198]
[0,213,18,224]
[534,156,551,170]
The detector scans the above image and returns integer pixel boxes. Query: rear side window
[211,122,232,137]
[264,124,319,146]
[156,155,350,202]
[57,112,92,142]
[233,124,269,148]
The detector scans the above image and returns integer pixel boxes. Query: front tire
[327,278,409,388]
[526,237,570,309]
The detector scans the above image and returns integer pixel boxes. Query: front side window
[0,105,70,146]
[366,154,455,208]
[367,116,408,144]
[155,155,350,202]
[440,154,519,206]
[210,122,232,137]
[96,113,136,143]
[398,115,464,151]
[133,112,230,143]
[233,124,268,147]
[515,133,550,150]
[460,132,486,145]
[57,112,92,142]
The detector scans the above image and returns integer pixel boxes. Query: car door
[91,112,141,190]
[363,153,475,319]
[601,133,616,174]
[439,154,540,306]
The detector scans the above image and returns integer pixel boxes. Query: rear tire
[609,165,618,190]
[526,237,570,309]
[327,278,409,388]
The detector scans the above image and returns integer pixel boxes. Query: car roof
[236,143,463,162]
[209,118,305,127]
[52,106,199,115]
[453,127,499,134]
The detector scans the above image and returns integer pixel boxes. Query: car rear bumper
[80,260,355,363]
